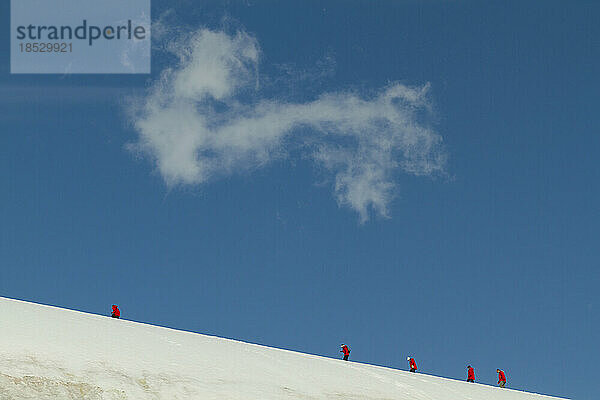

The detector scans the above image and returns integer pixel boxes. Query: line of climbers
[108,307,507,389]
[340,344,508,388]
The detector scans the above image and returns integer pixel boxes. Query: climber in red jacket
[407,357,417,372]
[111,305,120,319]
[340,344,350,361]
[497,369,507,388]
[467,365,475,382]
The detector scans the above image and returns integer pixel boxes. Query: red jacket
[111,305,120,318]
[409,358,417,370]
[498,370,506,383]
[468,367,475,380]
[341,345,350,356]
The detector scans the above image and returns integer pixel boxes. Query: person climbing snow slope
[407,356,417,372]
[497,368,507,388]
[467,365,475,382]
[340,344,350,361]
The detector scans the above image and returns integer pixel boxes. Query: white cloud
[128,28,446,222]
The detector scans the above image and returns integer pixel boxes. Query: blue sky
[1,1,599,399]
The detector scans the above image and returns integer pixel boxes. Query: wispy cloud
[128,28,446,222]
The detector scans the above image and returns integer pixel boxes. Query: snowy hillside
[0,297,566,400]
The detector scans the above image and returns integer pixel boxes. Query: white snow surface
[0,297,566,400]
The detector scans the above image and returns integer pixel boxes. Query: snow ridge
[0,297,567,400]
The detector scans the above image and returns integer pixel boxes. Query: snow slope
[0,297,566,400]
